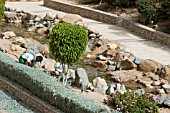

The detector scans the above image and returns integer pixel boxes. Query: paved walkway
[5,1,170,65]
[0,88,37,113]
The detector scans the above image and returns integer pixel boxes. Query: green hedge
[0,51,110,113]
[0,0,5,21]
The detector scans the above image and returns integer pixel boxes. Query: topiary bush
[104,91,159,113]
[0,0,5,21]
[49,23,88,84]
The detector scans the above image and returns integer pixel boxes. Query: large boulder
[93,77,108,94]
[138,59,162,73]
[161,65,170,81]
[162,84,170,94]
[4,11,17,18]
[89,45,108,56]
[44,12,55,21]
[61,14,83,24]
[93,37,120,50]
[75,68,89,90]
[26,44,42,54]
[104,49,118,58]
[120,59,137,70]
[42,58,55,71]
[154,94,170,107]
[36,27,48,35]
[113,53,124,62]
[108,70,142,82]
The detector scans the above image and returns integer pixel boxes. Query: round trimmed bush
[49,23,88,65]
[0,0,5,21]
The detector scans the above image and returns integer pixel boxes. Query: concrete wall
[44,0,170,47]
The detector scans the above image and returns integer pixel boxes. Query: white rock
[156,89,165,94]
[107,43,117,50]
[116,83,121,90]
[98,55,108,61]
[2,31,16,39]
[151,81,161,86]
[93,77,108,94]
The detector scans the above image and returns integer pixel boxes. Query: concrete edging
[44,0,170,47]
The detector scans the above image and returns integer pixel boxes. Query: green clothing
[19,52,35,65]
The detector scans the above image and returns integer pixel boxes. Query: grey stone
[27,26,36,32]
[135,89,145,95]
[134,57,144,64]
[28,20,34,26]
[106,65,116,71]
[120,59,137,70]
[61,14,83,24]
[44,12,54,21]
[98,55,108,61]
[36,27,48,35]
[93,77,108,94]
[156,94,168,105]
[156,89,165,94]
[164,96,170,107]
[107,60,115,65]
[4,11,17,18]
[1,31,16,39]
[89,33,96,38]
[34,16,41,22]
[106,84,116,95]
[162,84,170,93]
[151,81,161,86]
[75,68,89,89]
[120,85,126,92]
[144,82,153,89]
[116,83,121,90]
[26,44,42,54]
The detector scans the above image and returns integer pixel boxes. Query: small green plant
[137,0,157,25]
[49,23,88,85]
[104,91,159,113]
[0,0,5,21]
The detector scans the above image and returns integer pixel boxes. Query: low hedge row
[0,51,109,113]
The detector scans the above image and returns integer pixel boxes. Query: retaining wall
[44,0,170,47]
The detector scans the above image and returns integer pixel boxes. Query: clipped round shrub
[105,91,158,113]
[0,0,5,21]
[49,23,88,65]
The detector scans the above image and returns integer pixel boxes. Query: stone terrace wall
[44,0,170,48]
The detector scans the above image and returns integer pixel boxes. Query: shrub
[0,0,5,21]
[103,0,137,7]
[157,1,170,19]
[105,91,159,113]
[137,0,157,25]
[49,23,88,84]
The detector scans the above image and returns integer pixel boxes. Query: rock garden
[0,1,170,113]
